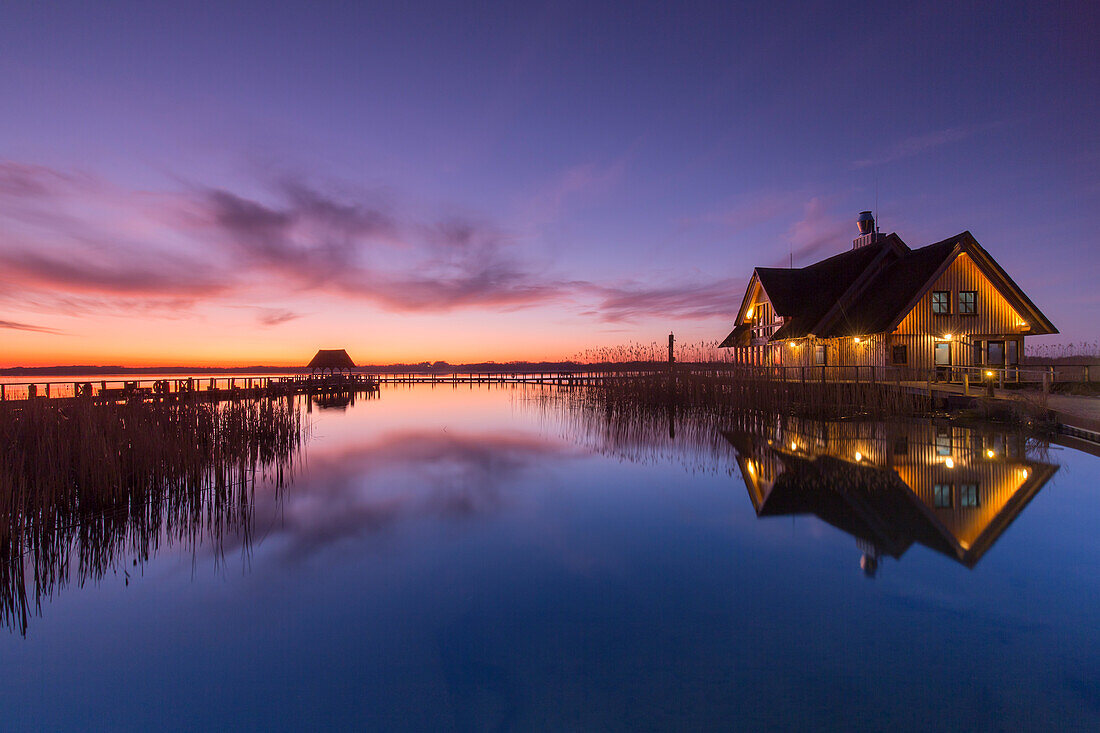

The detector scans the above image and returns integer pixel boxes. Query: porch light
[854,451,863,462]
[746,307,754,319]
[788,341,796,348]
[853,337,861,344]
[986,449,995,458]
[790,441,797,451]
[746,460,755,475]
[986,370,994,378]
[943,333,953,341]
[945,457,955,469]
[1021,468,1029,479]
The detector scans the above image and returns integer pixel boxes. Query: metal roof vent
[853,210,881,249]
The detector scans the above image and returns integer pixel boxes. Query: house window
[958,291,977,315]
[814,345,827,366]
[933,484,952,508]
[959,484,980,507]
[932,290,950,315]
[891,345,908,364]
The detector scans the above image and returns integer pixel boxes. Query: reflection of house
[719,212,1057,375]
[724,418,1057,572]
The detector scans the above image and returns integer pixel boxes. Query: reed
[555,368,928,423]
[0,396,304,635]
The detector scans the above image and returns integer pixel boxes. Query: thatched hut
[307,349,356,375]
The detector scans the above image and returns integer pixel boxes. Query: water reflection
[723,417,1058,573]
[0,398,303,634]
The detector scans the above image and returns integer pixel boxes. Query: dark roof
[816,235,957,338]
[734,231,1056,342]
[719,324,750,348]
[761,239,897,341]
[307,349,356,369]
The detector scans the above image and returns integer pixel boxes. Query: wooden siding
[891,252,1028,373]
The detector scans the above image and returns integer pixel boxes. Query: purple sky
[1,1,1097,365]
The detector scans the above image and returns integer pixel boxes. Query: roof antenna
[874,172,880,234]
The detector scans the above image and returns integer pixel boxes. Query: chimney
[853,210,882,249]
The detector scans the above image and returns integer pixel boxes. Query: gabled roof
[730,231,1057,343]
[307,349,356,370]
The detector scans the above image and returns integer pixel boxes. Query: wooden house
[307,349,357,375]
[719,213,1057,378]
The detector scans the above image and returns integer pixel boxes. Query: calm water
[3,384,1100,731]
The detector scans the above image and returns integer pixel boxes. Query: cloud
[851,121,1008,169]
[256,308,301,327]
[782,197,851,265]
[0,319,62,334]
[0,159,747,327]
[584,277,741,323]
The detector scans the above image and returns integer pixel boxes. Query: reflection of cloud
[255,430,579,562]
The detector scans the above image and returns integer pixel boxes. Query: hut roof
[307,349,356,370]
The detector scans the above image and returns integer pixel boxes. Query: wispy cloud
[0,158,745,327]
[0,319,62,334]
[583,277,741,323]
[851,121,1009,169]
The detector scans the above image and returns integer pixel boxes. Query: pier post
[963,373,970,396]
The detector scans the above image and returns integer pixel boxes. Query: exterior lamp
[1022,469,1029,479]
[854,451,863,462]
[986,449,995,458]
[853,337,861,344]
[788,341,796,348]
[945,457,955,469]
[746,460,755,475]
[943,333,953,341]
[790,441,797,451]
[986,370,994,378]
[746,307,754,319]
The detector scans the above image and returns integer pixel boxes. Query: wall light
[945,457,955,469]
[790,441,797,451]
[986,370,994,378]
[943,333,953,341]
[1021,468,1029,479]
[746,460,755,475]
[746,307,754,319]
[853,337,861,344]
[986,449,995,459]
[854,451,863,462]
[788,341,796,348]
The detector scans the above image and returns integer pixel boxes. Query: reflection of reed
[527,389,738,473]
[0,397,304,635]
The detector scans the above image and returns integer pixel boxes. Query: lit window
[959,483,980,507]
[933,484,952,508]
[958,291,976,315]
[932,291,950,315]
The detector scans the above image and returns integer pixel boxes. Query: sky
[1,0,1097,366]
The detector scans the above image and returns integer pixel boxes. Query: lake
[2,383,1099,731]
